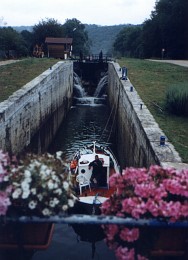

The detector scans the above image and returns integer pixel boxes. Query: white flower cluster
[10,153,76,216]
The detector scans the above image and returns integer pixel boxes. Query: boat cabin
[78,152,110,188]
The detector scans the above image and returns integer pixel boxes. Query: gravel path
[0,60,21,66]
[148,59,188,68]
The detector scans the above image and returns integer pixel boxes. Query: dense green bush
[165,83,188,116]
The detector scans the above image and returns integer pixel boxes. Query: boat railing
[104,146,120,174]
[4,215,188,227]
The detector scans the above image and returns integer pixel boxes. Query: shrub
[165,83,188,116]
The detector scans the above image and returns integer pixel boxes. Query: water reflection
[48,104,116,162]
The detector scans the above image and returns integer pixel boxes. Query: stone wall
[0,61,73,155]
[108,62,187,170]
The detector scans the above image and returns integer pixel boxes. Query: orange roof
[45,37,73,44]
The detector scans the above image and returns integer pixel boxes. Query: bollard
[160,136,166,146]
[121,67,127,80]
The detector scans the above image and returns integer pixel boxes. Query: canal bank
[108,61,187,170]
[0,59,187,170]
[0,61,73,155]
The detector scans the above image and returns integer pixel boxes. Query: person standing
[89,155,103,186]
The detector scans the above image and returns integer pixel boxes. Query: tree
[62,18,90,56]
[113,25,142,58]
[142,0,188,59]
[0,27,28,57]
[32,18,64,52]
[113,0,188,59]
[21,30,34,55]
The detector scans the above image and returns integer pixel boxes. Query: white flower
[32,159,41,167]
[37,194,43,201]
[22,190,30,199]
[62,205,68,211]
[52,174,59,182]
[3,175,9,182]
[47,180,54,189]
[46,169,52,176]
[21,181,30,191]
[53,182,58,189]
[63,181,69,191]
[24,170,31,178]
[68,199,74,207]
[49,198,59,208]
[42,208,51,216]
[29,200,37,209]
[12,188,22,199]
[31,188,36,195]
[56,151,63,160]
[54,188,62,195]
[40,165,48,171]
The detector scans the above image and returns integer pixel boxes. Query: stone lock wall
[107,62,187,170]
[0,61,73,155]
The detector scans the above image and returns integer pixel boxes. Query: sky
[1,0,156,27]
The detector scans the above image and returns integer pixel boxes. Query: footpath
[148,59,188,68]
[0,60,21,66]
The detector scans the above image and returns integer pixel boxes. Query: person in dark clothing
[89,155,103,186]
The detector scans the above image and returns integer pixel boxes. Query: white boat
[69,141,120,213]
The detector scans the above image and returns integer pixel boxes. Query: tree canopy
[62,18,90,56]
[113,0,188,59]
[0,27,28,57]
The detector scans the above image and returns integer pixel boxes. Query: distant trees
[0,17,90,59]
[113,0,188,59]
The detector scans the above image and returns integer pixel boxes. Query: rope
[100,85,120,143]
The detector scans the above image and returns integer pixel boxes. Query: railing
[3,215,188,227]
[71,54,114,62]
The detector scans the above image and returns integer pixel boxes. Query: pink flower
[122,197,147,218]
[102,166,188,259]
[104,224,119,241]
[115,246,135,260]
[0,191,11,215]
[119,227,139,242]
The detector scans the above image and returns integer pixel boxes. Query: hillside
[85,24,127,55]
[14,24,128,56]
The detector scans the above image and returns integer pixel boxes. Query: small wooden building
[45,37,73,59]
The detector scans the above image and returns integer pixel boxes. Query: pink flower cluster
[102,165,188,221]
[101,165,188,260]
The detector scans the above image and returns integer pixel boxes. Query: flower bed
[0,151,76,217]
[101,165,188,259]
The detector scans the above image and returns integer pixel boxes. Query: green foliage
[32,18,64,46]
[113,25,142,58]
[113,0,188,59]
[62,18,90,56]
[0,27,29,57]
[165,83,188,116]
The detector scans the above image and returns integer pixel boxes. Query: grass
[118,58,188,163]
[0,58,58,102]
